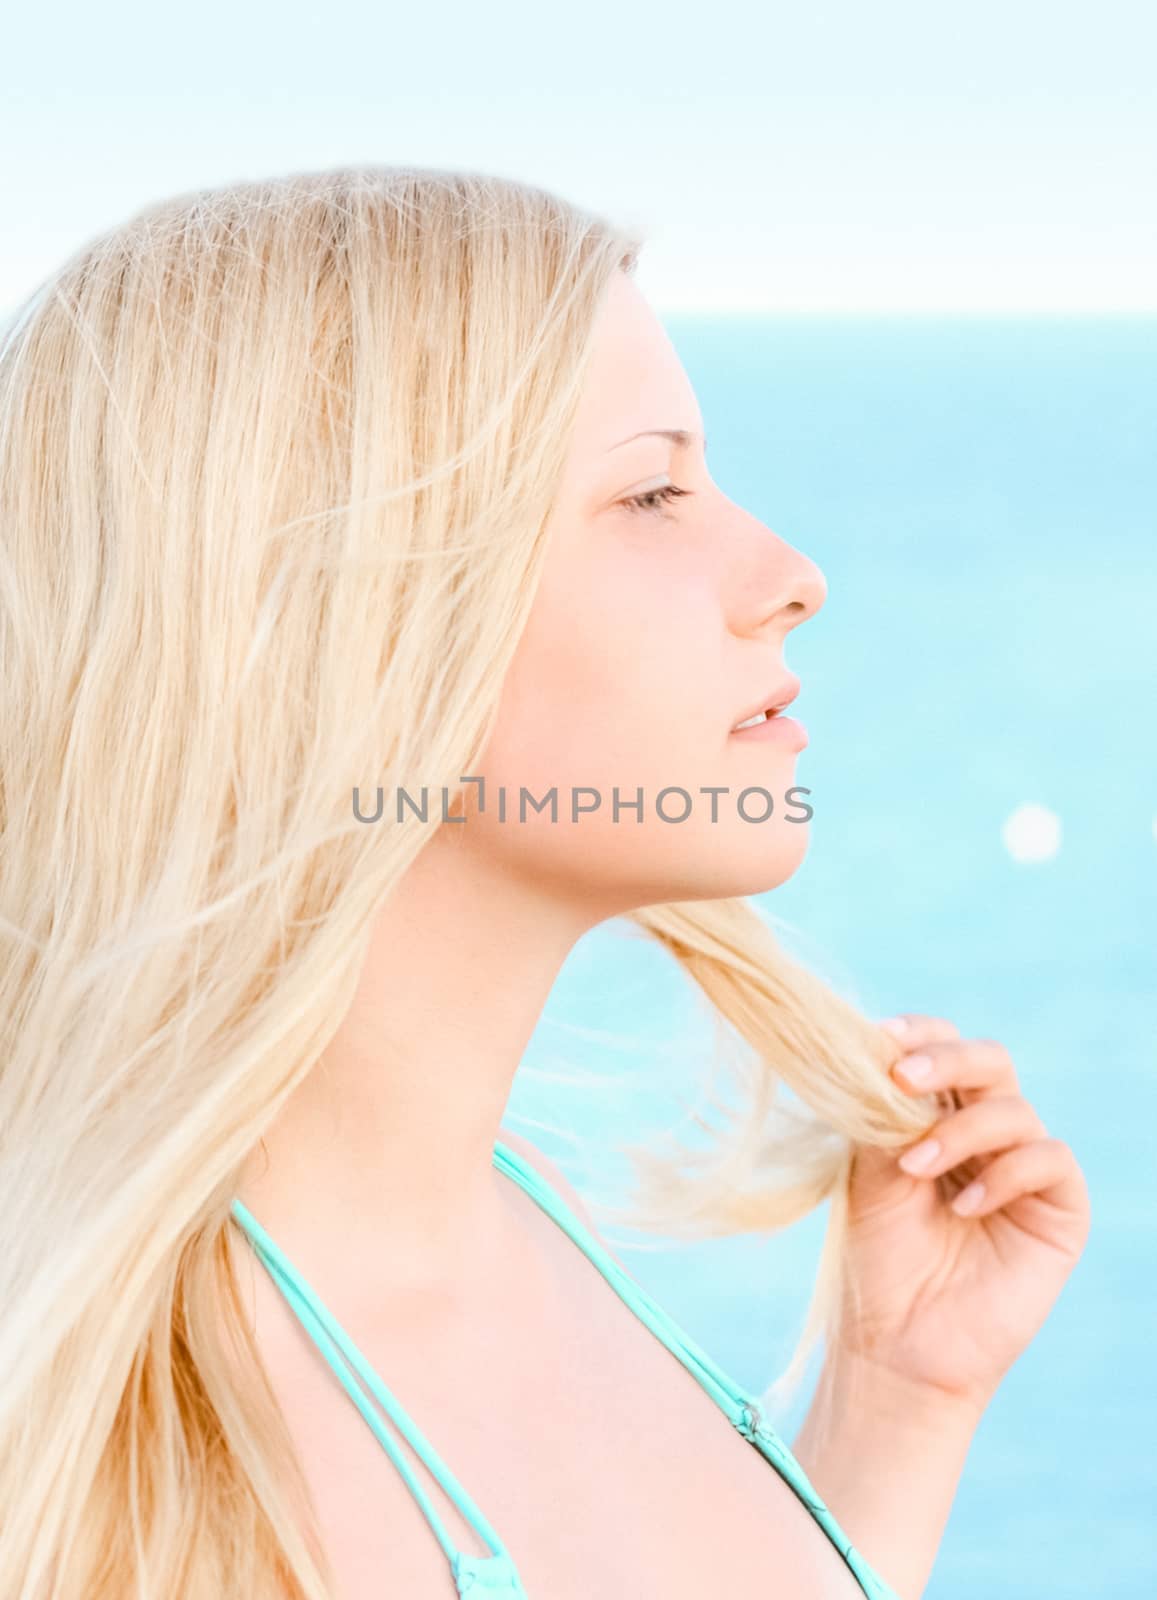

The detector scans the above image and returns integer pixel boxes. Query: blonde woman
[0,167,1089,1600]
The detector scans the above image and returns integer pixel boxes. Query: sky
[2,0,1155,317]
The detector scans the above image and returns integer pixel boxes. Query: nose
[728,515,828,640]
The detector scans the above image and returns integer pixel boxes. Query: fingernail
[898,1137,941,1174]
[952,1181,986,1215]
[879,1017,909,1038]
[896,1052,933,1085]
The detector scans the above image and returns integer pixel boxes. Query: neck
[234,831,598,1306]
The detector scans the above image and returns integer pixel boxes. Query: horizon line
[648,304,1157,318]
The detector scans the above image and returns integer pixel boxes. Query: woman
[0,167,1089,1600]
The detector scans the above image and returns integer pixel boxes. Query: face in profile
[462,270,828,917]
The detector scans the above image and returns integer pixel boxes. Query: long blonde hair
[0,166,940,1599]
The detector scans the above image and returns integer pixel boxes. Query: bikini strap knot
[452,1550,525,1594]
[736,1400,762,1441]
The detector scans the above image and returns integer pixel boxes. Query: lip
[730,712,808,749]
[730,674,802,733]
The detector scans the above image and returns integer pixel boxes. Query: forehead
[571,273,702,454]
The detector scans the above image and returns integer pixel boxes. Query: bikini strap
[491,1139,755,1431]
[491,1142,899,1599]
[229,1198,517,1577]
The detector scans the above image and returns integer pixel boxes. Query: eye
[620,483,692,516]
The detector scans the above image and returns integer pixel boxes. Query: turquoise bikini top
[230,1137,900,1599]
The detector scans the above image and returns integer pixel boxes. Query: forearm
[790,1352,984,1600]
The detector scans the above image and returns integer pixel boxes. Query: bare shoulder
[496,1126,624,1264]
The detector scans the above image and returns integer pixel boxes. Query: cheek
[484,548,722,793]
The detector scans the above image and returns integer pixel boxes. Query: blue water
[507,317,1157,1598]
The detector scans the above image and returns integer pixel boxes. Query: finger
[896,1094,1047,1180]
[890,1036,1021,1100]
[876,1014,961,1052]
[947,1137,1091,1224]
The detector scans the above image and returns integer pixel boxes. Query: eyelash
[621,484,692,516]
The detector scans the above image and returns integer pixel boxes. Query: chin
[724,818,811,897]
[620,818,812,909]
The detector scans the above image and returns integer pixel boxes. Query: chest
[251,1259,867,1600]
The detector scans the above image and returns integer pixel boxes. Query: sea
[504,315,1157,1599]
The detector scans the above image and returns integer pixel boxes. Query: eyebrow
[607,428,707,453]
